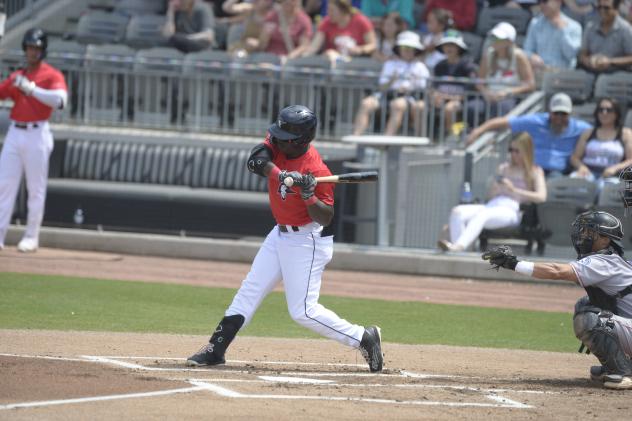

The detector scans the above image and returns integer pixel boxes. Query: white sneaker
[17,238,38,253]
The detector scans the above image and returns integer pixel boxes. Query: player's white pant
[0,122,53,247]
[449,196,521,250]
[226,224,365,348]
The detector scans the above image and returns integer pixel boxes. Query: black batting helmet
[268,105,317,145]
[22,28,48,60]
[571,210,624,258]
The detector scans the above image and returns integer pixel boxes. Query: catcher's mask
[268,105,317,146]
[620,166,632,216]
[571,211,624,258]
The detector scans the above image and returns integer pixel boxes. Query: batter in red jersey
[187,105,383,372]
[0,28,67,252]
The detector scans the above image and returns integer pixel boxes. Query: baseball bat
[315,171,378,184]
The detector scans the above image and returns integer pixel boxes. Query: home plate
[258,376,334,384]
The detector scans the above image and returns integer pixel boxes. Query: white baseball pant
[0,122,53,247]
[226,223,365,348]
[449,196,521,250]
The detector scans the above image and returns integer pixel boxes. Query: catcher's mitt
[481,245,518,271]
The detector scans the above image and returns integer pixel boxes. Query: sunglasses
[552,111,569,116]
[596,5,613,10]
[271,136,308,146]
[598,107,615,114]
[508,147,520,153]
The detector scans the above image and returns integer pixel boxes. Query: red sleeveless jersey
[0,61,67,122]
[265,137,334,226]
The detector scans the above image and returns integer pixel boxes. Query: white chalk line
[188,380,533,409]
[0,386,205,411]
[1,353,547,410]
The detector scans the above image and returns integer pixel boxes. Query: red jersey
[265,138,334,226]
[0,61,67,122]
[318,12,373,52]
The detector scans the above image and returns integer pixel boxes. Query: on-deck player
[187,104,384,372]
[0,28,67,252]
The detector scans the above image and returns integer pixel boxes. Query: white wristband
[515,261,534,276]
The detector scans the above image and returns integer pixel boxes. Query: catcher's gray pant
[225,224,365,348]
[573,296,632,375]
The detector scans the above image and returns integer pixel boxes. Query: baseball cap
[549,92,573,114]
[490,22,516,42]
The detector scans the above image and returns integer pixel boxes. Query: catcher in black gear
[481,211,632,390]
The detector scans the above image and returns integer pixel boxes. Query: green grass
[0,272,577,352]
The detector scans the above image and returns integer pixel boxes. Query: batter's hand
[481,245,518,271]
[278,170,304,186]
[299,173,317,201]
[13,75,35,96]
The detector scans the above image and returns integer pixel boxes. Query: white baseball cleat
[603,374,632,390]
[17,238,38,253]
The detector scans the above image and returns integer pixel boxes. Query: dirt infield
[1,247,630,419]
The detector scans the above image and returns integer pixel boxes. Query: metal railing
[1,49,532,144]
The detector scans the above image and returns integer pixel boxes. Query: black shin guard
[208,314,245,359]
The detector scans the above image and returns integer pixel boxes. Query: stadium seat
[88,0,117,10]
[182,51,234,129]
[542,69,595,103]
[133,48,185,126]
[46,39,87,68]
[595,183,632,251]
[114,0,165,15]
[125,14,168,49]
[594,71,632,107]
[475,7,532,36]
[84,44,136,122]
[538,177,597,246]
[461,31,484,63]
[76,10,130,44]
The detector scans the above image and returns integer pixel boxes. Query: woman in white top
[353,30,430,136]
[570,97,632,189]
[467,22,535,128]
[439,132,547,252]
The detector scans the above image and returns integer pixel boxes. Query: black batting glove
[300,173,317,201]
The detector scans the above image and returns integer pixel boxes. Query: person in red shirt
[258,0,313,58]
[186,104,383,372]
[422,0,477,31]
[302,0,377,64]
[0,28,67,252]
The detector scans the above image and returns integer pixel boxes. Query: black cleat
[186,342,226,367]
[590,365,607,382]
[359,326,383,372]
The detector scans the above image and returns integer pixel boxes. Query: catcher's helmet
[22,28,48,60]
[268,105,317,145]
[571,210,624,258]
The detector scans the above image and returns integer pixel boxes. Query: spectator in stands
[467,22,535,129]
[562,0,596,25]
[226,0,275,55]
[302,0,377,64]
[569,97,632,191]
[422,8,452,72]
[361,0,416,30]
[578,0,632,73]
[303,0,362,21]
[523,0,582,72]
[438,132,547,252]
[431,30,477,132]
[353,31,430,136]
[466,92,593,178]
[372,11,407,63]
[258,0,313,59]
[422,0,477,31]
[163,0,216,53]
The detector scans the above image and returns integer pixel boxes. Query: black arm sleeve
[247,143,273,177]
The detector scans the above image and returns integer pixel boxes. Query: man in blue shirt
[466,92,592,177]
